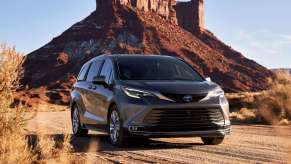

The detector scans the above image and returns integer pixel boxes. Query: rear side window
[86,60,103,82]
[77,64,89,81]
[100,59,113,84]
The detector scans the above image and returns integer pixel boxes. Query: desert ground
[26,111,291,164]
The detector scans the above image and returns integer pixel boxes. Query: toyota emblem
[183,95,193,102]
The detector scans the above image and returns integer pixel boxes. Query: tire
[109,106,126,147]
[201,137,224,145]
[72,105,88,137]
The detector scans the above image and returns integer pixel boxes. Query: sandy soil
[26,111,291,164]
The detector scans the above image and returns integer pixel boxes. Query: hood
[118,80,220,95]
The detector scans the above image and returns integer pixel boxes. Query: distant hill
[272,68,291,74]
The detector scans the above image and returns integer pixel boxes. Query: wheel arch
[70,91,84,111]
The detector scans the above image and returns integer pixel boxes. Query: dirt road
[26,111,291,164]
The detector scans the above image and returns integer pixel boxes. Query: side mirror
[205,77,212,82]
[92,76,107,86]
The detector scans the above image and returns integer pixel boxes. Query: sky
[0,0,290,69]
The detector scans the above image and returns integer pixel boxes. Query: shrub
[256,71,291,124]
[0,43,73,163]
[228,71,291,125]
[229,108,259,123]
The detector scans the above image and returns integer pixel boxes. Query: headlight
[207,87,224,98]
[201,87,225,101]
[219,94,228,105]
[122,87,155,99]
[122,87,174,102]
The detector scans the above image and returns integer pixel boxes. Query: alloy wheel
[110,110,120,144]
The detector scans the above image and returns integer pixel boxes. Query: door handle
[88,85,97,90]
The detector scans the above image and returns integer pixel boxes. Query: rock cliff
[21,0,272,104]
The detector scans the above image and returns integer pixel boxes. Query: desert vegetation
[228,71,291,125]
[0,43,74,163]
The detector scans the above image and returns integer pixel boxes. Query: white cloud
[279,34,291,43]
[231,29,291,68]
[237,30,290,55]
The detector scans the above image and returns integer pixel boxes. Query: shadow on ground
[26,134,201,153]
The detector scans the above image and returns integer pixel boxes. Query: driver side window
[86,60,103,82]
[100,59,113,84]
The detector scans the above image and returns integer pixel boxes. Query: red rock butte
[97,0,205,33]
[21,0,272,104]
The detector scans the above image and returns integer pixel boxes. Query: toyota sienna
[70,55,231,146]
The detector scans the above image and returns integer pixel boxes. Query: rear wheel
[72,106,88,136]
[201,137,224,145]
[109,107,126,147]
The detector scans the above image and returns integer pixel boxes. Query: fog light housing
[129,126,138,132]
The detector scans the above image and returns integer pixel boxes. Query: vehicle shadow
[26,134,202,153]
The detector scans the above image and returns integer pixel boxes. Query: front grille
[161,93,207,103]
[143,108,224,132]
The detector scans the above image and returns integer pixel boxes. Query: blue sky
[0,0,290,68]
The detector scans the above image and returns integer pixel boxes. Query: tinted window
[100,59,113,84]
[117,57,203,81]
[86,60,103,82]
[77,64,89,81]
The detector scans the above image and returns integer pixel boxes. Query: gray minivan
[70,55,231,147]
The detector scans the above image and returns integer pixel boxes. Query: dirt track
[26,111,291,164]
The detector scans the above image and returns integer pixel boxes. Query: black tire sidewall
[72,105,88,136]
[201,137,224,145]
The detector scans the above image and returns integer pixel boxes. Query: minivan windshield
[116,57,204,81]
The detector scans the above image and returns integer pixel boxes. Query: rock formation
[175,0,205,33]
[21,0,272,104]
[97,0,204,30]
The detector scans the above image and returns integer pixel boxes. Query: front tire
[109,107,126,147]
[201,137,224,145]
[72,106,88,136]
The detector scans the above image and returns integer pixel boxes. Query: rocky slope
[21,0,272,104]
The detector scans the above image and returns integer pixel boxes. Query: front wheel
[201,137,224,145]
[72,106,88,136]
[109,107,126,147]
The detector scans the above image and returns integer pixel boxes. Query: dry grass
[257,71,291,124]
[228,71,291,125]
[0,43,74,163]
[229,108,259,123]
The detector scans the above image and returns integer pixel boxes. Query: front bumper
[118,95,231,138]
[127,125,231,138]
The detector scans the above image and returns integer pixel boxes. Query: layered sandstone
[175,0,204,33]
[96,0,203,29]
